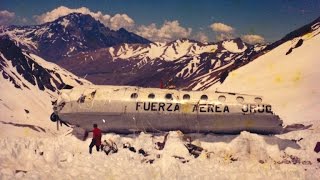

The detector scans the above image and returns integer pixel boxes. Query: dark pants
[89,139,100,154]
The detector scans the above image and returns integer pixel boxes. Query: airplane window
[183,94,190,100]
[131,93,138,99]
[200,95,208,100]
[236,96,244,103]
[218,95,226,102]
[254,97,262,103]
[148,93,155,99]
[165,93,173,100]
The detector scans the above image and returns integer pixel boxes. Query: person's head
[93,124,98,128]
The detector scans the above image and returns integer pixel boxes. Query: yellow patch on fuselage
[181,103,192,113]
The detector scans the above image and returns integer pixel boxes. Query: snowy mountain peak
[220,38,247,53]
[0,13,151,62]
[0,36,90,91]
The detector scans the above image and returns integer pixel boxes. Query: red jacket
[92,127,102,146]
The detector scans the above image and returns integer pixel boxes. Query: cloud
[194,32,209,43]
[0,10,15,25]
[20,17,28,23]
[109,14,134,30]
[216,33,235,41]
[241,34,265,44]
[34,6,134,30]
[209,22,236,41]
[135,20,192,42]
[210,22,234,33]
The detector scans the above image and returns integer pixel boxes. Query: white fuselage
[53,85,283,134]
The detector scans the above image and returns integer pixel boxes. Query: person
[89,124,102,154]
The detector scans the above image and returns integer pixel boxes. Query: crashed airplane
[50,85,283,134]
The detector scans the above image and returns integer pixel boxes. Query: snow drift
[210,23,320,125]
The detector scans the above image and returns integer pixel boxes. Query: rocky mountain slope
[0,13,151,62]
[0,36,90,131]
[1,13,319,91]
[58,38,266,90]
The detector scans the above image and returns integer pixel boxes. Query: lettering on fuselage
[135,102,272,114]
[192,104,230,113]
[136,102,179,112]
[135,102,229,113]
[242,104,272,113]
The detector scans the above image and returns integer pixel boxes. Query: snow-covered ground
[0,127,319,179]
[210,25,320,125]
[0,52,90,138]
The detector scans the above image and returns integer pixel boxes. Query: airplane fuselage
[52,85,283,134]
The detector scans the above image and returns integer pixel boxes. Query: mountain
[58,38,266,90]
[0,12,267,90]
[209,18,320,125]
[1,13,319,91]
[0,13,151,62]
[0,36,90,128]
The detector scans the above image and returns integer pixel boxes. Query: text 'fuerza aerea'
[135,102,273,113]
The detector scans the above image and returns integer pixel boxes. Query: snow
[222,40,247,53]
[27,53,91,86]
[147,43,167,59]
[0,29,38,50]
[60,18,70,29]
[106,40,218,63]
[176,56,200,78]
[66,47,76,55]
[161,40,194,60]
[0,127,319,179]
[0,52,91,139]
[210,30,320,125]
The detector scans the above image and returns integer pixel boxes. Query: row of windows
[130,93,262,103]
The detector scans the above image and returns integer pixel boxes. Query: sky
[0,0,319,43]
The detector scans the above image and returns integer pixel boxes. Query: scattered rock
[230,157,238,162]
[285,48,293,55]
[172,155,189,163]
[290,155,301,164]
[141,158,154,164]
[283,124,312,133]
[15,170,27,174]
[302,161,312,165]
[291,138,303,143]
[259,160,265,164]
[294,39,304,48]
[24,109,30,113]
[314,142,320,153]
[138,149,149,157]
[155,133,169,150]
[185,143,203,158]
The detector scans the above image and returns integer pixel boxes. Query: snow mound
[0,129,319,179]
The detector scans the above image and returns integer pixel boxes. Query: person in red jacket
[89,124,102,154]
